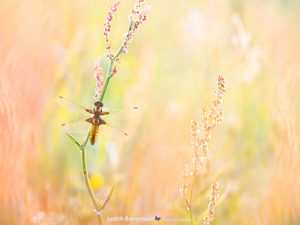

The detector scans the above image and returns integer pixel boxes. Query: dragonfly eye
[94,100,103,107]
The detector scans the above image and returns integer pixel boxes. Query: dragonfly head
[94,100,103,111]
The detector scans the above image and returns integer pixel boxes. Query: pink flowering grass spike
[203,182,220,225]
[93,56,104,100]
[120,1,152,59]
[104,0,122,59]
[200,75,226,159]
[190,120,204,175]
[111,66,118,76]
[180,75,226,225]
[179,165,191,210]
[101,0,152,79]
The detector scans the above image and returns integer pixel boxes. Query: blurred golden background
[0,0,300,224]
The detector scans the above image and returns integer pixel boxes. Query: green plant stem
[81,131,91,150]
[80,131,102,225]
[189,162,197,225]
[113,19,133,60]
[114,46,124,61]
[99,18,133,102]
[97,216,103,225]
[99,59,114,101]
[127,19,133,34]
[81,148,98,209]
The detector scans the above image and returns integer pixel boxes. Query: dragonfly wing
[102,107,139,120]
[55,96,93,116]
[98,123,129,141]
[59,119,91,134]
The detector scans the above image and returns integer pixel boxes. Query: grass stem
[81,147,103,224]
[80,130,102,225]
[99,59,114,101]
[189,162,197,225]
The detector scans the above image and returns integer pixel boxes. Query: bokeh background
[1,0,300,224]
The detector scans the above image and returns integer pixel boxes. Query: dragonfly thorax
[93,110,101,120]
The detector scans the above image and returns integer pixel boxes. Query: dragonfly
[55,96,138,145]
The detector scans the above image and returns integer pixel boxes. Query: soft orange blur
[1,0,300,224]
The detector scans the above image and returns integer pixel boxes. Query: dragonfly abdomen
[90,124,99,145]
